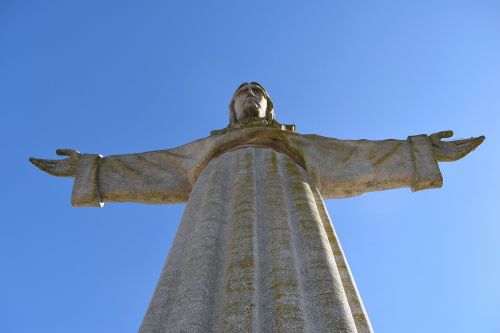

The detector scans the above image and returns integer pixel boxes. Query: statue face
[233,83,268,122]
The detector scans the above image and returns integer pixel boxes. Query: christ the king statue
[30,82,484,333]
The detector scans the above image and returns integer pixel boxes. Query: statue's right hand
[29,149,81,177]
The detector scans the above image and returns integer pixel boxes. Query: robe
[71,127,442,333]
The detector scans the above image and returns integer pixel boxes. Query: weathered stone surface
[139,148,361,332]
[29,82,484,332]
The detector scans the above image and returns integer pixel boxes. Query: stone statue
[30,82,484,333]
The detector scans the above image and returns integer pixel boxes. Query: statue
[30,82,484,333]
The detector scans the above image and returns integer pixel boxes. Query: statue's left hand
[29,149,81,177]
[430,131,485,162]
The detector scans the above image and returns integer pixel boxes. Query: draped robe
[71,127,442,333]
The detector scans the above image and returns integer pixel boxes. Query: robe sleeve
[71,137,214,207]
[290,133,443,199]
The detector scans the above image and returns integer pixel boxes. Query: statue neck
[234,117,270,128]
[210,118,296,136]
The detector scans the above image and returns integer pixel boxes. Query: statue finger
[455,137,484,158]
[29,157,58,165]
[451,136,485,146]
[29,158,58,173]
[430,130,453,147]
[450,139,470,145]
[437,130,454,139]
[467,136,485,151]
[56,149,80,157]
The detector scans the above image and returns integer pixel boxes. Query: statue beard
[240,102,265,120]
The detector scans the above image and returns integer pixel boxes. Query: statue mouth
[244,99,261,106]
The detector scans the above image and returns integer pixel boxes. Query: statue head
[228,82,276,127]
[209,82,294,135]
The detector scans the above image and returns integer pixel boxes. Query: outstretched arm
[30,137,214,207]
[289,131,484,199]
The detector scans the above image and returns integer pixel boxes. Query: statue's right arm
[30,137,215,207]
[289,132,483,199]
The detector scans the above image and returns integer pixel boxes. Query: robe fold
[70,127,442,333]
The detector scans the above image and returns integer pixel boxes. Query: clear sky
[1,1,499,332]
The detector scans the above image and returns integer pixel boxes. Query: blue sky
[1,1,499,332]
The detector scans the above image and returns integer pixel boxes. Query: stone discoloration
[312,188,373,333]
[139,152,233,333]
[222,150,257,332]
[257,150,305,332]
[281,155,357,332]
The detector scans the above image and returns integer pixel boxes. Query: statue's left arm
[290,131,484,199]
[29,137,215,207]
